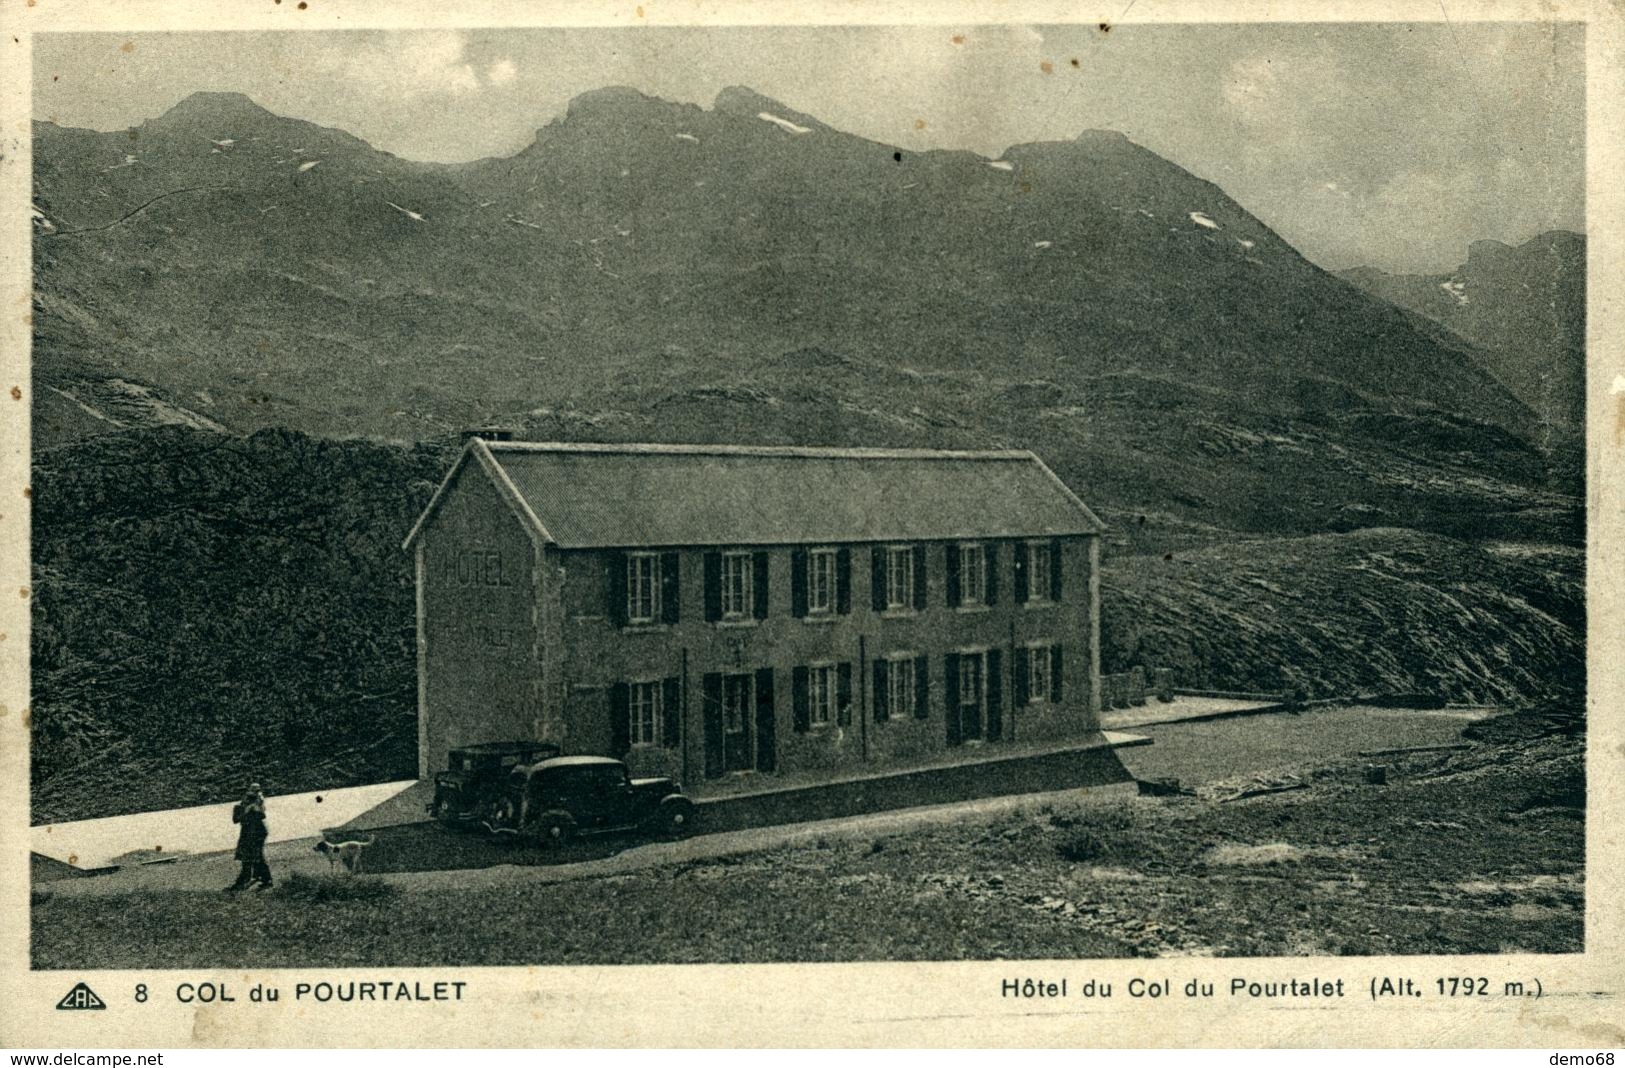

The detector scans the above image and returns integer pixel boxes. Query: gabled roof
[404,441,1106,551]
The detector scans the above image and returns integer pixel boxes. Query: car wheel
[532,810,575,848]
[657,798,696,839]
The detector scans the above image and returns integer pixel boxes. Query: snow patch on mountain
[1440,280,1470,306]
[1189,212,1219,230]
[987,160,1015,172]
[758,112,811,135]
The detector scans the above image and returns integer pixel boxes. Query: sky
[32,23,1585,273]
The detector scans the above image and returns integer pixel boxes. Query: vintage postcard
[0,0,1620,1050]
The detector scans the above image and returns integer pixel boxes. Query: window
[959,543,986,606]
[1027,645,1052,705]
[723,673,753,734]
[888,655,916,718]
[885,546,914,610]
[627,553,661,623]
[808,663,836,726]
[721,551,753,619]
[630,681,662,746]
[807,548,837,615]
[1027,541,1051,603]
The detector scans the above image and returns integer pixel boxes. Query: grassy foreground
[32,713,1582,967]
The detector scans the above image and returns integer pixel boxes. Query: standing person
[225,783,272,891]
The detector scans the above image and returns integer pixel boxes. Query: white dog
[312,836,375,875]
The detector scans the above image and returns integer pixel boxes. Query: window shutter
[943,654,961,745]
[703,551,722,622]
[609,551,629,627]
[1050,540,1064,601]
[792,666,810,733]
[987,648,1003,719]
[1014,542,1030,603]
[914,654,930,720]
[1051,645,1064,703]
[836,548,852,615]
[945,543,962,608]
[871,547,887,611]
[912,545,928,610]
[1015,647,1031,707]
[753,551,770,620]
[873,659,890,721]
[837,662,853,726]
[659,551,680,624]
[985,543,1000,605]
[661,676,681,747]
[610,682,630,756]
[702,673,724,777]
[791,548,809,618]
[755,668,777,772]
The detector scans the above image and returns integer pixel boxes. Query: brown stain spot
[53,75,59,82]
[1071,58,1081,67]
[297,1,307,8]
[9,385,20,400]
[1019,182,1032,194]
[68,853,77,866]
[23,487,31,498]
[914,119,927,130]
[1098,22,1111,33]
[951,35,965,45]
[22,707,30,727]
[120,41,135,54]
[19,587,29,599]
[1040,61,1053,74]
[256,338,270,353]
[635,4,644,15]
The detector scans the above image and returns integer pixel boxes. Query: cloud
[319,32,480,99]
[487,58,518,86]
[1222,55,1283,114]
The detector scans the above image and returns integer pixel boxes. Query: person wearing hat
[225,782,272,892]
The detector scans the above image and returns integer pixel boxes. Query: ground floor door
[722,672,754,772]
[946,650,1002,746]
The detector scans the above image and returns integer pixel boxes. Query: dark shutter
[943,654,961,745]
[703,551,722,622]
[986,648,1004,740]
[873,659,891,721]
[1050,540,1064,601]
[661,676,681,747]
[791,548,809,618]
[914,654,930,720]
[945,543,962,608]
[755,668,777,772]
[702,673,724,778]
[753,551,770,619]
[912,545,928,610]
[793,666,810,733]
[836,548,852,615]
[610,682,630,756]
[1014,542,1030,603]
[871,546,887,611]
[837,662,853,726]
[1015,647,1031,707]
[1051,644,1064,703]
[985,543,1000,605]
[659,551,680,624]
[609,551,628,627]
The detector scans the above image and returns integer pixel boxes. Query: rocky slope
[1339,231,1584,430]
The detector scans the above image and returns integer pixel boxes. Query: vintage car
[483,755,696,845]
[428,741,562,828]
